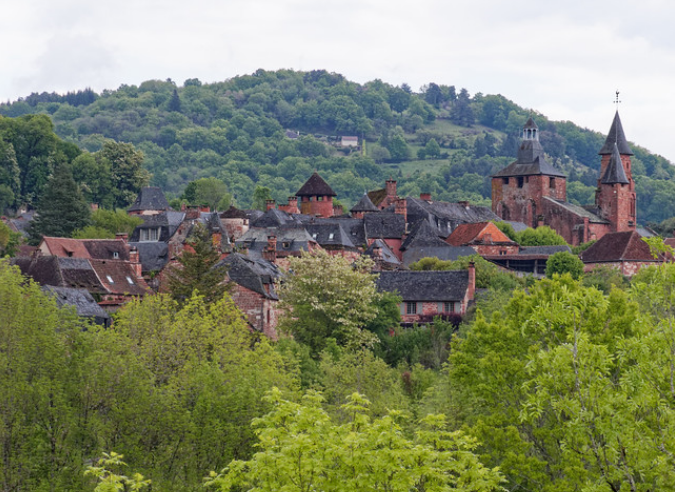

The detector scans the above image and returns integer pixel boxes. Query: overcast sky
[2,0,674,162]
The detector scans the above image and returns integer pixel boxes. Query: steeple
[522,117,539,141]
[599,111,633,155]
[601,142,629,184]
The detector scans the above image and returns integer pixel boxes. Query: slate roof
[128,241,169,273]
[236,226,316,257]
[300,216,367,247]
[401,219,449,251]
[402,246,476,268]
[523,117,538,130]
[127,187,171,213]
[364,213,406,239]
[4,211,34,237]
[304,223,357,249]
[217,253,281,300]
[364,239,402,267]
[13,256,107,292]
[41,237,130,261]
[599,111,633,155]
[543,197,609,223]
[601,142,630,184]
[251,208,305,228]
[376,270,470,302]
[405,197,500,235]
[504,221,529,232]
[580,230,659,263]
[296,172,336,197]
[351,194,380,213]
[42,285,110,321]
[220,206,250,219]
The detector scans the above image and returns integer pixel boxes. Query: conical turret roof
[601,142,629,184]
[599,111,633,155]
[296,172,337,197]
[350,193,379,213]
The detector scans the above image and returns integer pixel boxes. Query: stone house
[580,230,665,276]
[446,221,520,256]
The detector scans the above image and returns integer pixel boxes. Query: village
[4,110,666,338]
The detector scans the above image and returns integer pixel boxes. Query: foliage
[182,176,231,210]
[167,223,228,304]
[72,225,116,239]
[88,208,144,236]
[409,254,521,291]
[0,220,21,256]
[492,220,518,241]
[581,264,628,294]
[28,163,91,244]
[545,251,584,279]
[277,249,380,357]
[570,239,596,254]
[85,452,151,492]
[375,319,458,369]
[98,140,150,209]
[516,225,568,246]
[206,388,504,492]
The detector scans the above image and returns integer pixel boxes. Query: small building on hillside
[579,230,665,276]
[375,265,475,324]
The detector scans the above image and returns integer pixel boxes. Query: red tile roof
[90,259,150,296]
[580,230,661,263]
[42,237,91,258]
[446,222,514,246]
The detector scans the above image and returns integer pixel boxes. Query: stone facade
[228,283,279,339]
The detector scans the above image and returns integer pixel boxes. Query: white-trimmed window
[406,302,417,315]
[140,228,160,242]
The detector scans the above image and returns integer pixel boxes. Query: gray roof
[599,111,633,155]
[217,253,281,300]
[543,197,609,223]
[42,285,110,320]
[601,142,629,184]
[12,256,106,293]
[523,117,538,130]
[406,197,499,234]
[127,187,171,213]
[236,226,316,256]
[296,172,337,197]
[350,194,380,213]
[304,223,357,249]
[364,213,406,239]
[251,208,306,228]
[300,217,367,247]
[503,220,529,232]
[401,219,449,251]
[128,241,169,273]
[402,246,476,268]
[364,239,402,266]
[376,270,470,302]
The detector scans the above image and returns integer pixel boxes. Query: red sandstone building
[296,172,337,218]
[446,221,519,256]
[492,114,636,245]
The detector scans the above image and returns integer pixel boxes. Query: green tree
[28,163,91,244]
[182,177,231,210]
[277,250,379,357]
[251,185,273,211]
[387,134,411,161]
[517,225,567,246]
[545,251,584,279]
[0,221,21,256]
[167,223,228,304]
[206,389,503,492]
[98,140,150,209]
[425,137,441,158]
[88,208,143,236]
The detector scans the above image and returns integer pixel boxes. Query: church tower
[491,118,566,227]
[595,112,636,232]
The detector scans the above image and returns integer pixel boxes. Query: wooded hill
[2,69,675,224]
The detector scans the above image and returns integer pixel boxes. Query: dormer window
[113,251,119,259]
[106,275,114,284]
[126,276,135,285]
[140,228,160,242]
[312,233,318,240]
[328,233,334,240]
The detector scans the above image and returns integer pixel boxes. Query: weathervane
[614,90,621,107]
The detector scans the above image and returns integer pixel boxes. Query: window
[439,302,456,313]
[140,228,160,242]
[282,242,291,248]
[406,302,417,315]
[106,275,114,284]
[312,233,318,240]
[549,177,556,189]
[113,251,119,259]
[502,177,508,185]
[328,233,334,240]
[517,177,524,188]
[126,276,135,285]
[317,196,323,201]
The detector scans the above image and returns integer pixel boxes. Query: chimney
[467,261,476,302]
[266,199,276,211]
[181,202,187,211]
[420,192,432,201]
[385,178,397,199]
[263,235,277,262]
[115,232,128,243]
[129,247,142,278]
[394,197,407,224]
[199,204,211,213]
[288,196,299,214]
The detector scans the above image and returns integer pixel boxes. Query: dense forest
[2,69,675,225]
[4,243,675,491]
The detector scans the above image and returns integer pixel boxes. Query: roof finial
[614,90,621,108]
